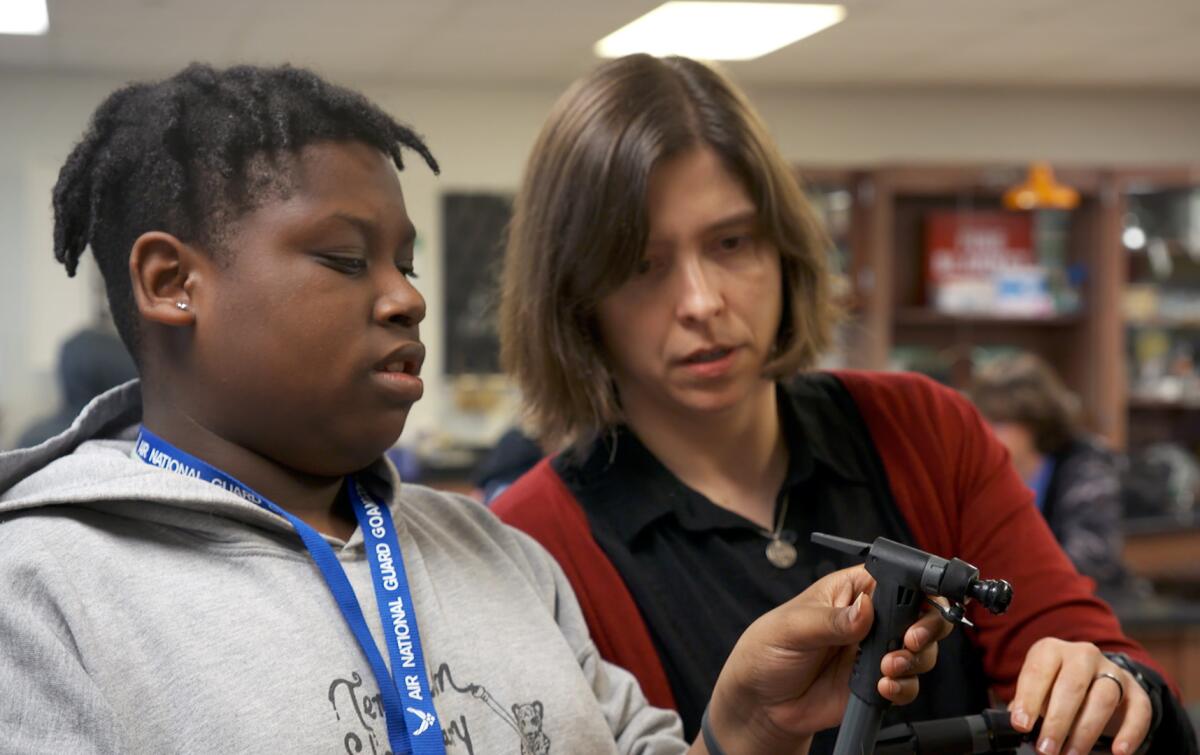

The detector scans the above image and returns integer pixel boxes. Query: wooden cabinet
[796,164,1123,439]
[1115,168,1200,457]
[797,163,1200,452]
[1121,519,1200,704]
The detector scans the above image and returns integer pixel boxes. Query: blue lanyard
[134,427,444,755]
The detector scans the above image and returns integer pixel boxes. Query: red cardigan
[493,371,1175,711]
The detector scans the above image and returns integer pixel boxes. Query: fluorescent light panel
[0,0,48,35]
[596,2,845,61]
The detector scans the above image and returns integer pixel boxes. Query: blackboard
[441,192,512,375]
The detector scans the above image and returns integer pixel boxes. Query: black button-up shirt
[552,374,988,747]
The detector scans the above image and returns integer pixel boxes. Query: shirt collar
[778,377,867,486]
[562,377,866,546]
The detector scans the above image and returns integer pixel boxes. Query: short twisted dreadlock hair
[52,63,439,359]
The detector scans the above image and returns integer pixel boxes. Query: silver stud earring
[175,301,190,311]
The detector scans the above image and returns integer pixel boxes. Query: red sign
[924,211,1035,306]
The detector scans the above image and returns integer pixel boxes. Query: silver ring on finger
[1092,671,1124,705]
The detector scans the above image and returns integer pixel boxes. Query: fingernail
[1037,737,1058,755]
[849,592,864,621]
[1010,706,1029,730]
[1066,749,1080,755]
[911,626,930,647]
[1112,742,1130,755]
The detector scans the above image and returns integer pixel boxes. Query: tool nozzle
[969,579,1013,615]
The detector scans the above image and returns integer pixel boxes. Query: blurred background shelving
[1120,169,1200,458]
[801,163,1200,455]
[1114,173,1200,696]
[801,163,1123,440]
[803,164,1200,702]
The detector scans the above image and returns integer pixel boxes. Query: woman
[494,54,1196,755]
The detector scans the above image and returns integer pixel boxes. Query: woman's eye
[397,261,419,280]
[634,256,667,276]
[718,234,752,252]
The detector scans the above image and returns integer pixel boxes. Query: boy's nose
[374,274,426,328]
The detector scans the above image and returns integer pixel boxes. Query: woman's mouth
[682,347,734,365]
[678,345,739,379]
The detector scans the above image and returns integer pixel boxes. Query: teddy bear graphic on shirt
[512,701,551,755]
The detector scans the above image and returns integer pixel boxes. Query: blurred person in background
[16,325,136,449]
[471,426,544,504]
[970,352,1127,591]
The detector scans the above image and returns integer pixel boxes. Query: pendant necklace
[762,493,798,569]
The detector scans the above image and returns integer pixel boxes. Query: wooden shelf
[874,164,1104,197]
[1116,166,1200,193]
[1128,397,1200,412]
[894,309,1083,328]
[1124,521,1200,581]
[1127,317,1200,330]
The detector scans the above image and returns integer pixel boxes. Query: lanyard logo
[408,707,437,736]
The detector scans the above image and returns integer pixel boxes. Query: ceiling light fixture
[0,0,48,35]
[595,2,846,61]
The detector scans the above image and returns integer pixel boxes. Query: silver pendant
[765,537,798,569]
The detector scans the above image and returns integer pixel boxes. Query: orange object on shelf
[1003,162,1080,211]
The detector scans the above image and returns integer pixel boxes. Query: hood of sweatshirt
[0,379,396,548]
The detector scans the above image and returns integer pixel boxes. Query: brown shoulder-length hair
[500,54,837,449]
[969,352,1082,455]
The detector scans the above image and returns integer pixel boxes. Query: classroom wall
[3,68,1200,447]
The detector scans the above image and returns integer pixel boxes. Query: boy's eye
[318,254,367,274]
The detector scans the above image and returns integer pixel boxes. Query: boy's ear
[129,231,206,326]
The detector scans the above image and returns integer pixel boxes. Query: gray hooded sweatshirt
[0,382,686,754]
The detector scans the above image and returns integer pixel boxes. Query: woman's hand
[697,565,951,755]
[1009,638,1151,755]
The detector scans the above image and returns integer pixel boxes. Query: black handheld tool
[811,533,1014,755]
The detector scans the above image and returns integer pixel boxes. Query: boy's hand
[695,565,951,755]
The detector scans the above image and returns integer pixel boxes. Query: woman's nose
[675,256,723,322]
